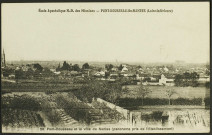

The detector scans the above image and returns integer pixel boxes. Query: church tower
[1,49,6,67]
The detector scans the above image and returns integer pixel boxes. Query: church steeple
[1,49,6,67]
[3,49,6,67]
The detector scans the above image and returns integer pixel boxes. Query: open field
[122,85,210,99]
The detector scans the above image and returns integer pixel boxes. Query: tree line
[174,72,199,87]
[73,78,122,104]
[57,61,90,72]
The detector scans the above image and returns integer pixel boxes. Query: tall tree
[105,71,110,78]
[15,69,24,81]
[165,89,177,105]
[26,68,34,79]
[42,67,53,77]
[174,72,199,87]
[75,79,122,103]
[118,64,123,71]
[33,63,43,72]
[104,82,122,104]
[137,84,152,106]
[205,82,210,88]
[190,72,199,87]
[73,64,80,72]
[82,63,90,70]
[174,74,182,86]
[61,61,71,71]
[105,64,113,71]
[2,68,14,77]
[183,72,190,87]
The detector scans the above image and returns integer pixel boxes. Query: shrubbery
[204,97,210,107]
[2,94,42,111]
[73,79,122,104]
[174,72,199,87]
[2,109,45,128]
[54,94,93,124]
[91,100,125,121]
[117,97,208,109]
[141,111,163,122]
[172,98,202,105]
[2,95,45,128]
[40,98,62,126]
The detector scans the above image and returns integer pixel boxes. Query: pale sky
[1,2,210,63]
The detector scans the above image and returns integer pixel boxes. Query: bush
[204,97,210,106]
[42,108,62,126]
[2,94,42,111]
[172,98,202,105]
[2,109,45,128]
[152,111,163,121]
[117,97,205,108]
[91,100,125,121]
[54,95,92,124]
[144,98,168,105]
[205,82,210,88]
[73,80,122,104]
[45,90,56,95]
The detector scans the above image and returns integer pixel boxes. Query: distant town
[1,49,210,88]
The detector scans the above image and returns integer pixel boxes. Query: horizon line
[5,59,209,65]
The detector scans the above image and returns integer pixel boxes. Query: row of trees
[15,67,53,80]
[2,64,44,78]
[174,72,199,87]
[75,77,178,106]
[73,78,122,104]
[105,64,125,71]
[123,84,177,106]
[57,61,90,72]
[14,64,47,80]
[205,64,210,76]
[11,62,90,80]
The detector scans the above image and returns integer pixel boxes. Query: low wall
[96,98,129,119]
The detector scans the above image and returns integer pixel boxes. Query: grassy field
[122,85,210,99]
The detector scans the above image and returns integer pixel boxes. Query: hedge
[117,97,209,108]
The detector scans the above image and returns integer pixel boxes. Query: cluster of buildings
[92,64,210,86]
[93,65,175,85]
[1,49,210,86]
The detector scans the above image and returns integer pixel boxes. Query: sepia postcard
[1,2,210,134]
